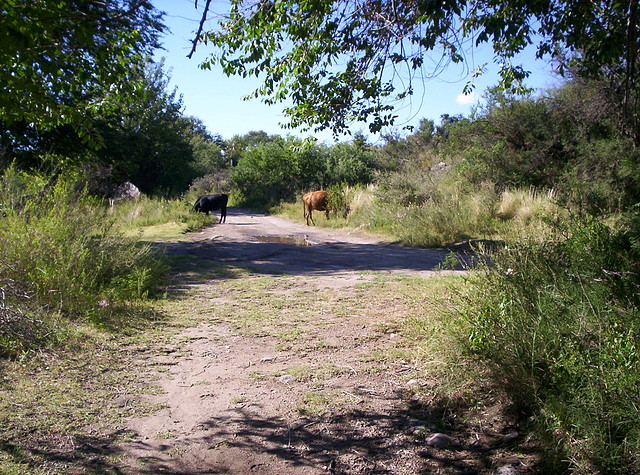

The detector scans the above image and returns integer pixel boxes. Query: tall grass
[0,167,166,356]
[497,187,559,222]
[275,177,561,248]
[109,194,214,237]
[358,173,561,247]
[361,188,498,247]
[457,219,640,473]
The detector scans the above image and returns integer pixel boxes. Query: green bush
[459,218,640,472]
[231,138,326,207]
[0,167,166,356]
[444,82,639,216]
[325,183,349,218]
[186,171,231,199]
[325,141,375,185]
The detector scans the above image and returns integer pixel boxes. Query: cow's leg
[220,206,227,223]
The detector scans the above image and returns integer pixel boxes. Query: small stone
[412,425,427,436]
[279,374,295,384]
[425,433,457,448]
[495,463,519,475]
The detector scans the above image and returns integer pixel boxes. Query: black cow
[194,194,228,223]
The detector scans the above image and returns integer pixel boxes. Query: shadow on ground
[119,395,546,474]
[158,239,476,282]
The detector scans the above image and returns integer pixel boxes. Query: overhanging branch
[187,0,213,59]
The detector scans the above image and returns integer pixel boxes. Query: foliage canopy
[195,0,640,136]
[0,0,164,134]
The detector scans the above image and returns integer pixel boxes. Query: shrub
[459,218,640,472]
[445,82,639,216]
[0,167,166,356]
[325,183,349,218]
[231,138,326,207]
[324,141,375,185]
[186,170,231,199]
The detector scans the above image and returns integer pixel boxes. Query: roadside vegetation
[1,1,639,473]
[0,167,166,357]
[3,76,638,473]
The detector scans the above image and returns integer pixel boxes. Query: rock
[425,432,457,448]
[411,425,427,436]
[279,374,295,384]
[108,181,141,205]
[495,463,519,474]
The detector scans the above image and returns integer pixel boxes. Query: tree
[0,1,164,136]
[226,130,280,166]
[325,141,375,186]
[187,117,227,176]
[192,0,639,138]
[91,60,201,194]
[231,137,326,205]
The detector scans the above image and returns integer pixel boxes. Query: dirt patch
[113,209,540,474]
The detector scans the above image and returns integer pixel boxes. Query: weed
[249,371,267,382]
[457,218,640,472]
[297,390,342,418]
[0,168,167,355]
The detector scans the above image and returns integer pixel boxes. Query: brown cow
[302,190,329,226]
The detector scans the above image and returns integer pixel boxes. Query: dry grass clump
[496,188,559,222]
[343,184,376,217]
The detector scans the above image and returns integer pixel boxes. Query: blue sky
[153,0,563,143]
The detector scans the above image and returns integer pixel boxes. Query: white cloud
[456,91,477,105]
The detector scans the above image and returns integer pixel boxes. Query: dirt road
[162,207,466,278]
[115,209,535,474]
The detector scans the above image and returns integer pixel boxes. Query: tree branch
[188,0,213,59]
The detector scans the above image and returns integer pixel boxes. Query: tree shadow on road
[121,393,548,474]
[158,238,475,283]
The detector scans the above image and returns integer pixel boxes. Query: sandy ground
[114,208,538,474]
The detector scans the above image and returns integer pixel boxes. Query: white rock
[279,374,295,384]
[425,433,457,448]
[495,464,519,475]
